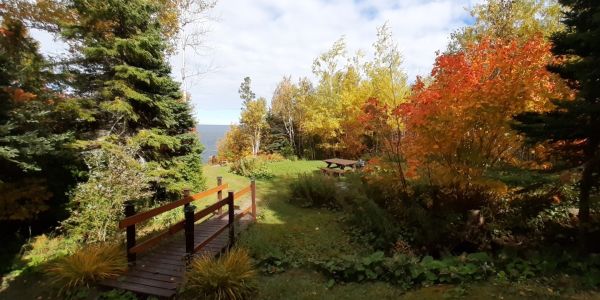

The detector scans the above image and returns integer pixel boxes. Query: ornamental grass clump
[185,248,257,300]
[46,244,127,292]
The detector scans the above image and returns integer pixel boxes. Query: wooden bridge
[101,177,257,298]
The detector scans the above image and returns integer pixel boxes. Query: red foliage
[399,37,572,183]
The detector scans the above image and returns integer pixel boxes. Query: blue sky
[33,0,482,125]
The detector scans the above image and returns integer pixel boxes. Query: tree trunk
[578,139,599,252]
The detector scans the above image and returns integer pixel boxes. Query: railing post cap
[185,205,196,212]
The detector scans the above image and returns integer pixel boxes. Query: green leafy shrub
[184,248,257,300]
[62,145,154,243]
[46,244,127,292]
[230,157,274,179]
[313,251,495,288]
[337,176,400,249]
[312,250,600,289]
[22,234,77,268]
[287,173,339,208]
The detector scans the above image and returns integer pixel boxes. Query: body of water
[197,124,230,162]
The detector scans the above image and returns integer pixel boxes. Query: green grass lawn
[204,160,600,300]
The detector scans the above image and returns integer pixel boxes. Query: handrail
[193,223,229,253]
[121,178,257,263]
[119,183,228,229]
[127,197,232,255]
[234,185,252,199]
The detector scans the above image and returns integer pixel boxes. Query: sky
[33,0,482,125]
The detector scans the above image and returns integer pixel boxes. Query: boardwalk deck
[101,212,254,298]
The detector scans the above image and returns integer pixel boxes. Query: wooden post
[251,180,257,221]
[185,205,196,254]
[217,176,223,215]
[124,201,136,264]
[227,191,235,248]
[183,189,191,210]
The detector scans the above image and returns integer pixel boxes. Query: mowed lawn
[203,160,600,300]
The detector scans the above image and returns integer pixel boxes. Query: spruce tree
[0,16,74,221]
[514,0,600,246]
[63,0,205,199]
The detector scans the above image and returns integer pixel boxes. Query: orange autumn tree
[400,36,572,187]
[360,98,409,191]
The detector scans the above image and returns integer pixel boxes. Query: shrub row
[229,157,274,180]
[310,251,600,289]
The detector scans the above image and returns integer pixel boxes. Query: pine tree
[0,15,75,221]
[514,0,600,246]
[63,0,205,198]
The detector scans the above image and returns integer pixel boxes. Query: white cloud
[30,0,481,125]
[175,0,480,124]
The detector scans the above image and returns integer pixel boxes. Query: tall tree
[240,96,268,156]
[303,38,347,156]
[0,15,74,221]
[450,0,562,50]
[271,76,297,152]
[217,124,250,161]
[238,76,256,107]
[513,0,600,246]
[403,37,571,187]
[62,0,205,198]
[363,23,410,181]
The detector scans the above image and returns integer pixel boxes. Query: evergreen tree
[0,15,75,221]
[514,0,600,246]
[238,76,256,107]
[62,0,205,199]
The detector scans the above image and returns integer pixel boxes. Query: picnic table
[324,158,358,170]
[320,158,358,176]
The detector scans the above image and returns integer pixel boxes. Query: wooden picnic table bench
[321,158,358,177]
[320,167,348,177]
[324,158,358,170]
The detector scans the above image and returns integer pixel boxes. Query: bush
[62,145,154,243]
[337,176,400,249]
[46,244,127,292]
[230,157,274,180]
[313,251,495,288]
[22,235,77,268]
[259,153,285,162]
[184,248,257,300]
[288,173,339,208]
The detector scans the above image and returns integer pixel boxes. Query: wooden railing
[120,177,256,264]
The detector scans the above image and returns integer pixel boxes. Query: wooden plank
[119,275,178,290]
[119,184,228,228]
[133,265,183,277]
[129,230,171,254]
[193,223,229,253]
[109,203,256,298]
[136,261,183,271]
[190,183,229,201]
[102,279,175,298]
[139,254,183,263]
[234,185,251,199]
[126,269,181,282]
[139,258,184,267]
[193,198,230,223]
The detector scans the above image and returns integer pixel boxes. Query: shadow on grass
[238,176,372,266]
